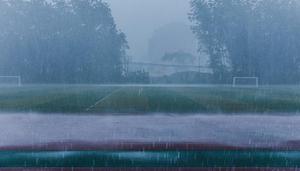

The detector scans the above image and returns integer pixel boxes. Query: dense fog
[106,0,192,60]
[0,0,299,84]
[2,1,300,169]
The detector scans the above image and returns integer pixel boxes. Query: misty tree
[161,51,196,64]
[190,0,300,84]
[0,0,128,83]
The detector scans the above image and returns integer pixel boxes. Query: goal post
[233,77,259,87]
[0,76,22,87]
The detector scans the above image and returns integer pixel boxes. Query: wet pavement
[0,113,299,148]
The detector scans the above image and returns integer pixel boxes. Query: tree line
[190,0,300,84]
[1,0,299,85]
[0,0,128,83]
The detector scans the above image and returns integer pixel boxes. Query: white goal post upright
[0,76,22,87]
[233,77,259,87]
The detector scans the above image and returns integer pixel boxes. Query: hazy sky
[104,0,191,60]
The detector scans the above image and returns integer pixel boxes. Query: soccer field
[1,85,300,169]
[1,85,300,114]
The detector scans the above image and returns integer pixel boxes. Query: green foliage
[190,0,300,84]
[0,0,128,83]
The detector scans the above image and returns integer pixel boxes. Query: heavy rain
[0,0,300,170]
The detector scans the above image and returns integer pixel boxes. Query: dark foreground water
[0,114,300,169]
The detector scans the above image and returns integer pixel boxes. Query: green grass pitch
[1,85,300,114]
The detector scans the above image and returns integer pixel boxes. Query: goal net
[0,76,22,87]
[233,77,259,87]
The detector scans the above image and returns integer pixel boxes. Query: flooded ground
[0,113,299,148]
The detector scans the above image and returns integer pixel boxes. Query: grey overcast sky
[104,0,191,60]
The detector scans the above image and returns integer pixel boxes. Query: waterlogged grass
[89,87,201,113]
[170,87,300,113]
[0,85,116,113]
[1,85,300,114]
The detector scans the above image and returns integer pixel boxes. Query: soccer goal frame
[0,76,22,87]
[232,77,259,87]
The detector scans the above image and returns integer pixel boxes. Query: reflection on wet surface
[0,113,299,148]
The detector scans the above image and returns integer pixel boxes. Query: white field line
[85,88,122,112]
